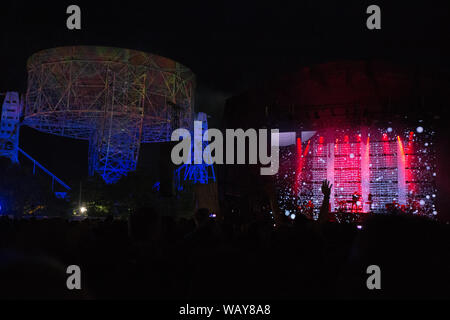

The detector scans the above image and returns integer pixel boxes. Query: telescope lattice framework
[24,46,195,183]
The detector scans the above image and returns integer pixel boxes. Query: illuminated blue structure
[0,92,22,163]
[175,112,216,191]
[0,92,71,197]
[24,46,195,184]
[18,148,71,195]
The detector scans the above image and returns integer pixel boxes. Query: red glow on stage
[318,137,324,154]
[294,137,303,194]
[405,133,415,193]
[296,137,302,154]
[382,133,393,166]
[397,136,407,204]
[407,131,414,153]
[303,140,311,157]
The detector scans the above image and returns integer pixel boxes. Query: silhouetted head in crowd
[128,206,161,243]
[293,212,310,227]
[0,251,88,299]
[340,213,450,299]
[194,208,210,228]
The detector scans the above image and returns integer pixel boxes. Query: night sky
[1,1,450,183]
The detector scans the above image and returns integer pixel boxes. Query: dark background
[1,1,450,184]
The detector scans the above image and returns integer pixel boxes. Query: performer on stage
[366,193,373,212]
[351,191,361,213]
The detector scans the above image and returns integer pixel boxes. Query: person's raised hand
[321,179,332,198]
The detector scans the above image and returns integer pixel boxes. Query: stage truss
[0,92,22,163]
[175,112,216,191]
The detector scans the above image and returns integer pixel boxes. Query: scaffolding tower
[0,92,22,163]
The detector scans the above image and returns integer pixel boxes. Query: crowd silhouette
[0,180,449,300]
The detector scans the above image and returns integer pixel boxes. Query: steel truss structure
[175,112,216,191]
[0,92,22,163]
[24,46,195,183]
[1,92,71,196]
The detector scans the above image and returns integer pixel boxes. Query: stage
[276,126,437,220]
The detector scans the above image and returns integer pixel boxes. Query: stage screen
[277,126,437,219]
